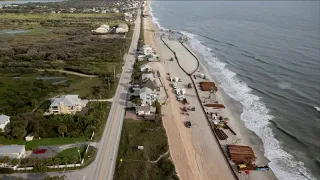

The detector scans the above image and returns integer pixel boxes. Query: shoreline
[143,0,277,179]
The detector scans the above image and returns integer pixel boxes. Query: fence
[16,164,82,171]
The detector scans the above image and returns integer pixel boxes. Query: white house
[148,54,159,61]
[116,23,129,33]
[0,114,10,132]
[92,24,110,34]
[135,106,156,116]
[141,73,154,81]
[48,95,88,115]
[142,45,154,55]
[140,64,152,72]
[25,134,34,141]
[0,145,26,159]
[137,55,146,61]
[139,87,157,106]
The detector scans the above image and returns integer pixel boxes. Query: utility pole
[113,66,116,80]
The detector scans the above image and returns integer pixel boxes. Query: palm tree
[10,158,19,166]
[62,157,69,166]
[58,124,67,137]
[54,158,61,167]
[46,158,54,166]
[2,156,10,166]
[70,156,78,164]
[27,157,35,166]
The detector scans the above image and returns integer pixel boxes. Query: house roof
[144,114,156,120]
[139,87,152,94]
[0,114,10,124]
[50,95,80,107]
[141,73,154,80]
[141,79,157,90]
[0,145,25,154]
[140,64,152,70]
[136,106,156,112]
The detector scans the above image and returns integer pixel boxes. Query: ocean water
[150,1,320,180]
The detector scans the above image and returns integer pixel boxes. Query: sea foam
[180,31,316,180]
[149,1,167,31]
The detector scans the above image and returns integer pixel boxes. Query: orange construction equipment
[205,104,225,109]
[200,82,218,91]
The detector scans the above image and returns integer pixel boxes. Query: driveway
[31,143,90,159]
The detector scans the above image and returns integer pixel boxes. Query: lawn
[54,146,86,159]
[114,119,178,180]
[0,136,88,150]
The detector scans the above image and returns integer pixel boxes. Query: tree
[12,127,27,139]
[62,157,69,165]
[153,100,162,114]
[33,163,47,173]
[58,124,67,137]
[131,96,142,105]
[70,156,78,164]
[45,158,54,166]
[10,158,19,166]
[53,158,61,166]
[1,156,10,166]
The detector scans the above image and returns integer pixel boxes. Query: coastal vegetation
[0,146,97,173]
[0,7,130,145]
[1,102,110,149]
[115,102,178,180]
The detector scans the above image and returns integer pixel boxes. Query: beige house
[135,106,156,116]
[48,95,88,115]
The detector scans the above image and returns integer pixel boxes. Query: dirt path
[38,69,97,78]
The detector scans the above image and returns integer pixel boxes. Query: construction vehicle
[185,121,192,128]
[182,98,189,105]
[188,106,195,111]
[181,106,188,112]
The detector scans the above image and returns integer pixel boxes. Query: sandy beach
[142,1,277,180]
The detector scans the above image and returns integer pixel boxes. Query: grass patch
[0,72,104,116]
[0,13,122,20]
[55,146,86,159]
[0,136,88,150]
[92,102,111,141]
[114,119,178,180]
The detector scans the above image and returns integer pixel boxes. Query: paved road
[91,8,141,180]
[1,7,141,180]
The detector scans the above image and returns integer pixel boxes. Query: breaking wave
[180,31,315,180]
[149,2,166,31]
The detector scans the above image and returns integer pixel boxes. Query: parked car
[33,148,47,154]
